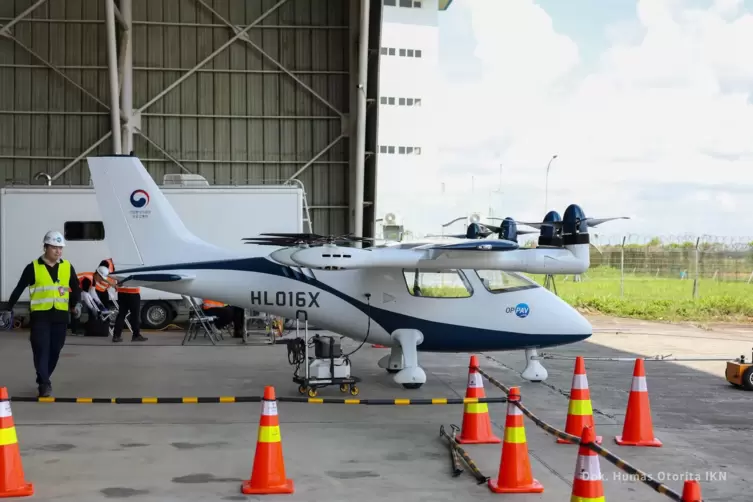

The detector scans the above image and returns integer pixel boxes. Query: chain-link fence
[523,235,753,310]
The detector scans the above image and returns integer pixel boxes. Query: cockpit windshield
[474,270,540,293]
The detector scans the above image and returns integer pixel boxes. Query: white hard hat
[43,230,65,247]
[96,266,109,279]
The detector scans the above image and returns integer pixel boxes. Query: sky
[426,0,753,242]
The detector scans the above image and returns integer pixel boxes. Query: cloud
[429,0,753,237]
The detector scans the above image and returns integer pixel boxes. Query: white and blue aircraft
[85,155,628,390]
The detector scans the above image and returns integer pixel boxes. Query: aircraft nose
[563,303,592,342]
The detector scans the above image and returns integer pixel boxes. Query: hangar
[0,0,451,239]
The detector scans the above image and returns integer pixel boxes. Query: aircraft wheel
[743,367,753,391]
[298,385,307,395]
[349,385,359,396]
[386,368,400,374]
[402,383,423,390]
[307,387,318,398]
[339,383,349,393]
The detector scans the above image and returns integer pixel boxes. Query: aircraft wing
[285,239,588,275]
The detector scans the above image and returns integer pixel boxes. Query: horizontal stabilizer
[117,273,195,285]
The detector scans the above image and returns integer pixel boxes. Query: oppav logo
[130,189,150,208]
[514,303,530,318]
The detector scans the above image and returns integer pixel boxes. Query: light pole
[544,154,558,214]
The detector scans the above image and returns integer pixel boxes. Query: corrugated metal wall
[0,0,351,235]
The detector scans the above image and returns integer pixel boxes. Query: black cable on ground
[439,424,488,484]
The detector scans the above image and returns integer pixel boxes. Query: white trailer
[1,175,308,329]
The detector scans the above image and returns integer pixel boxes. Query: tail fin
[86,155,236,268]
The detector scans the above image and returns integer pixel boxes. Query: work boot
[132,334,148,342]
[112,335,123,343]
[37,384,51,398]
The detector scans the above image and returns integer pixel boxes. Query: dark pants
[232,306,245,337]
[30,319,67,387]
[204,307,234,328]
[114,292,141,338]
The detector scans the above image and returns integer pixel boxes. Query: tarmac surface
[0,316,751,501]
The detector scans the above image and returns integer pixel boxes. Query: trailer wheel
[743,367,753,391]
[141,301,173,330]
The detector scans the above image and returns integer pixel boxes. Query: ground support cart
[288,310,361,397]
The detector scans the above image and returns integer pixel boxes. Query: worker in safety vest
[199,299,233,330]
[100,258,148,343]
[75,266,116,312]
[202,299,226,309]
[1,230,82,397]
[77,266,115,297]
[200,299,245,337]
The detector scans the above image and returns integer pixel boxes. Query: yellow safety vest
[29,259,71,312]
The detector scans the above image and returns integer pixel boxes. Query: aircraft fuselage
[115,257,592,353]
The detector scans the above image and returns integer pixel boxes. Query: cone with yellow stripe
[0,387,34,498]
[615,358,662,447]
[456,355,500,444]
[241,386,294,495]
[557,356,602,445]
[488,387,544,493]
[570,425,605,502]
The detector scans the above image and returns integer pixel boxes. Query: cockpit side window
[474,270,540,293]
[402,269,473,298]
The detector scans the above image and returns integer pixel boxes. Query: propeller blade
[242,231,379,247]
[583,217,630,227]
[516,217,629,229]
[259,232,327,239]
[515,221,561,229]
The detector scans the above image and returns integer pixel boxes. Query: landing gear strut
[377,329,426,389]
[378,346,403,373]
[521,348,548,382]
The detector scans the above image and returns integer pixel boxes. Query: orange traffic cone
[487,387,544,494]
[0,387,34,498]
[615,359,662,447]
[681,479,702,501]
[557,356,602,445]
[241,386,294,495]
[570,425,605,502]
[456,355,500,444]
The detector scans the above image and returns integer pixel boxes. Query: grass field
[417,266,753,323]
[526,267,753,323]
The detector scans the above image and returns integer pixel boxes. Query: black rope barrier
[475,367,688,502]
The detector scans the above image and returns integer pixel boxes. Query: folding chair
[181,296,224,345]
